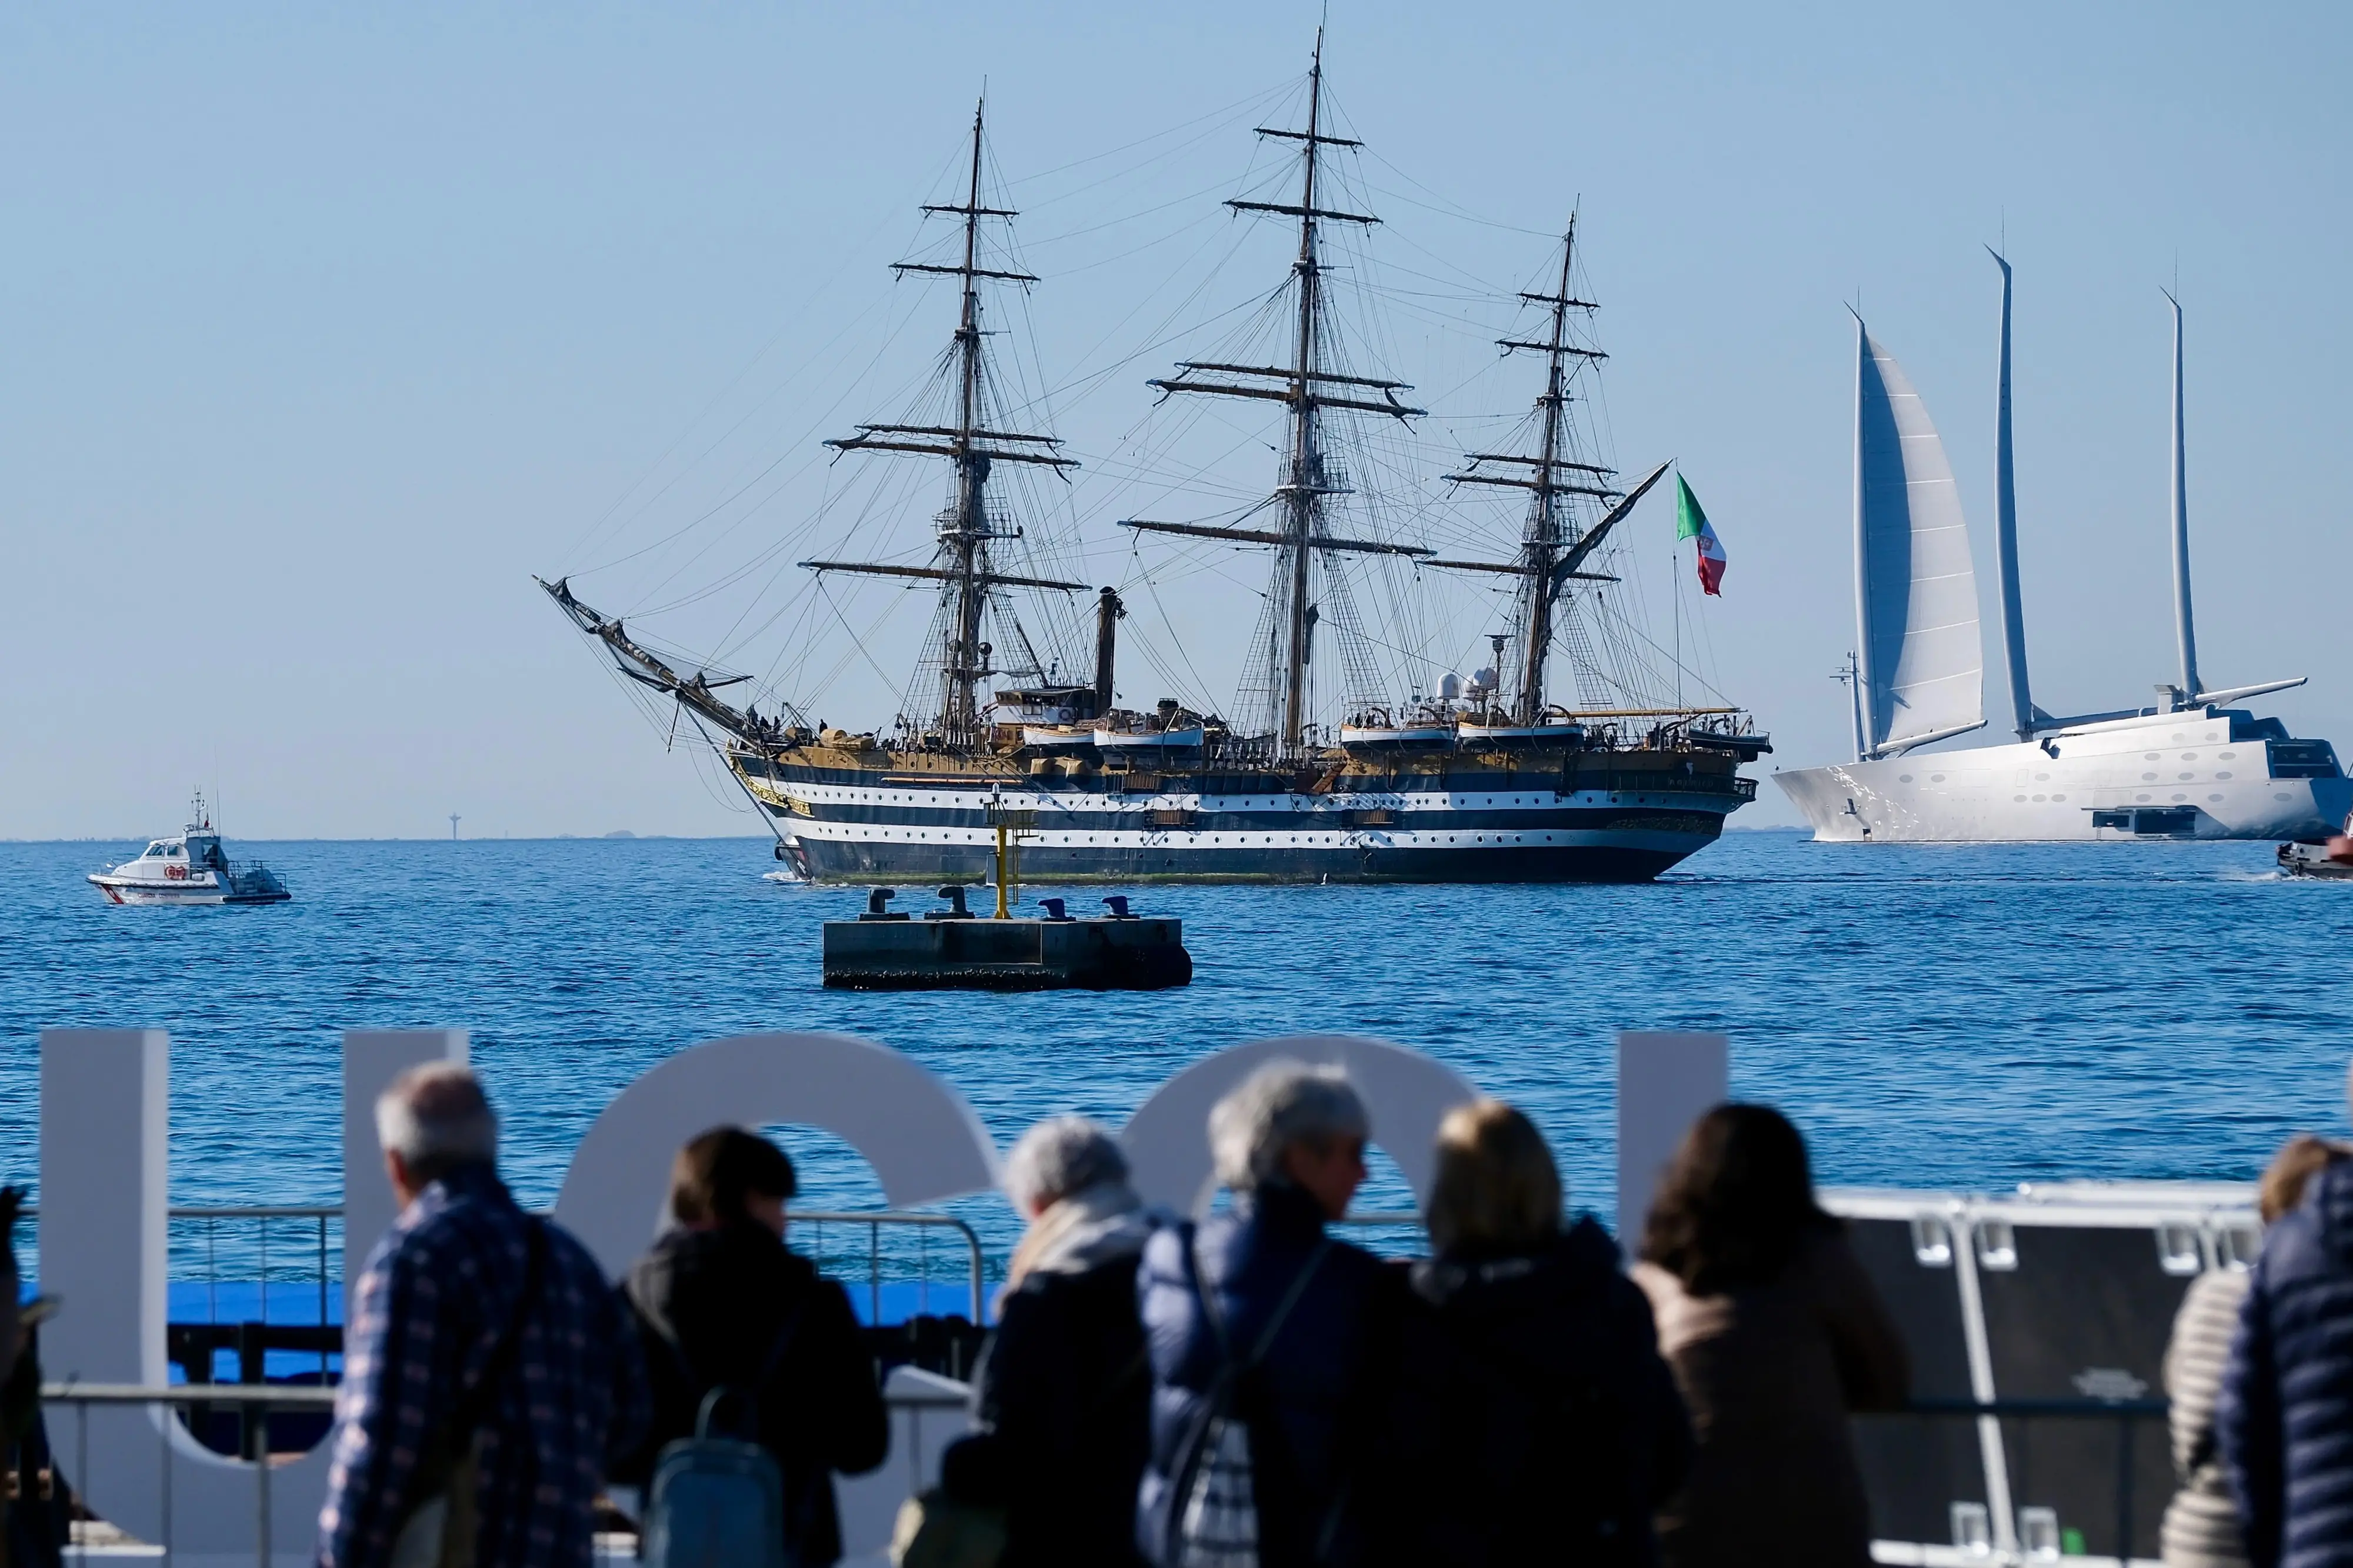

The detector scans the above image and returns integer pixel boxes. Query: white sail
[1854,328,1983,754]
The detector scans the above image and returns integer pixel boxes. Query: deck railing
[37,1379,970,1568]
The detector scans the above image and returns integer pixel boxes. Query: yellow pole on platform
[995,820,1011,919]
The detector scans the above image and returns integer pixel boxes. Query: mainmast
[1123,32,1424,752]
[803,98,1084,746]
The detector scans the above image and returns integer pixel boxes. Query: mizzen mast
[805,98,1084,746]
[1428,221,1678,725]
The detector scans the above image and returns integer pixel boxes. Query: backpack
[640,1305,808,1568]
[1165,1234,1331,1568]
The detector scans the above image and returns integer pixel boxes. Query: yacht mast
[2164,288,2201,709]
[1989,250,2035,740]
[803,98,1084,745]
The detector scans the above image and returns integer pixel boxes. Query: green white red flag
[1675,474,1726,596]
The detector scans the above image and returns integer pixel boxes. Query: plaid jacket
[317,1166,648,1568]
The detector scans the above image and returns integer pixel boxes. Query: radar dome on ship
[1437,672,1463,700]
[1471,667,1498,693]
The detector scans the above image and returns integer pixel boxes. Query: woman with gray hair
[1135,1060,1398,1568]
[967,1116,1157,1567]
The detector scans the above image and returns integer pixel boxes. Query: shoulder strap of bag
[1164,1232,1334,1560]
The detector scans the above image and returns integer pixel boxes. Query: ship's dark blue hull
[790,836,1693,884]
[742,745,1752,885]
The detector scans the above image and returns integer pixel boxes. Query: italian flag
[1676,473,1727,596]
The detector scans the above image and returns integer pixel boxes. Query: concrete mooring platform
[821,888,1192,991]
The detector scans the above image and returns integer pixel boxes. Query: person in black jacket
[1385,1100,1692,1568]
[972,1116,1158,1568]
[2220,1114,2353,1568]
[615,1127,889,1567]
[1136,1060,1398,1568]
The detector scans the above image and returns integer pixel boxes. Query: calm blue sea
[4,830,2348,1296]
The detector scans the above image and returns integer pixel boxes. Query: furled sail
[1854,326,1983,755]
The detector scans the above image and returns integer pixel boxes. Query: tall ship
[545,42,1765,883]
[1776,259,2348,842]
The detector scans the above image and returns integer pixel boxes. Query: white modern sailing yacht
[1777,261,2349,842]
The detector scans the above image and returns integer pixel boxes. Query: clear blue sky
[4,2,2345,838]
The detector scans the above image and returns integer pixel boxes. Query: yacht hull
[1774,712,2349,842]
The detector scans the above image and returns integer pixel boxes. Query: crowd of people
[299,1057,2353,1568]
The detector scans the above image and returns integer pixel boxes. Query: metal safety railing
[40,1380,336,1568]
[1899,1396,2172,1563]
[29,1202,991,1322]
[788,1209,988,1323]
[38,1380,974,1568]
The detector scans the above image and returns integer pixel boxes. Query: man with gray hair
[1136,1060,1397,1568]
[964,1115,1157,1567]
[318,1063,647,1568]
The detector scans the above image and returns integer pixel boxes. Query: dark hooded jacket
[1382,1217,1693,1568]
[1136,1183,1399,1568]
[616,1222,889,1567]
[2221,1159,2353,1568]
[974,1226,1155,1564]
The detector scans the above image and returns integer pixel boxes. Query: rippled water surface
[5,831,2348,1275]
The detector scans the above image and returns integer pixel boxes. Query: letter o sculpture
[1119,1033,1478,1216]
[553,1031,1000,1277]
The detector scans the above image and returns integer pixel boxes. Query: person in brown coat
[1632,1104,1908,1568]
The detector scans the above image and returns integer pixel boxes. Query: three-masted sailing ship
[542,41,1767,883]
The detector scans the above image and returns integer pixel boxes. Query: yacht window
[146,843,165,857]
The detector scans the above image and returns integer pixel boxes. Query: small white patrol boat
[89,794,290,906]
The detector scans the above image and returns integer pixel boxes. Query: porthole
[2215,771,2232,780]
[2014,794,2027,803]
[2032,793,2047,802]
[1899,775,1914,783]
[2143,773,2158,782]
[1931,773,1946,783]
[2052,793,2067,802]
[2178,773,2194,781]
[2208,794,2224,803]
[2136,794,2152,802]
[2172,793,2188,803]
[2145,752,2161,762]
[2219,751,2237,761]
[2035,773,2050,782]
[2181,752,2198,762]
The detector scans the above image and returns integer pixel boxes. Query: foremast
[803,98,1084,748]
[1124,32,1425,753]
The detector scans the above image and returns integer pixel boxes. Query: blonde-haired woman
[1386,1100,1692,1567]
